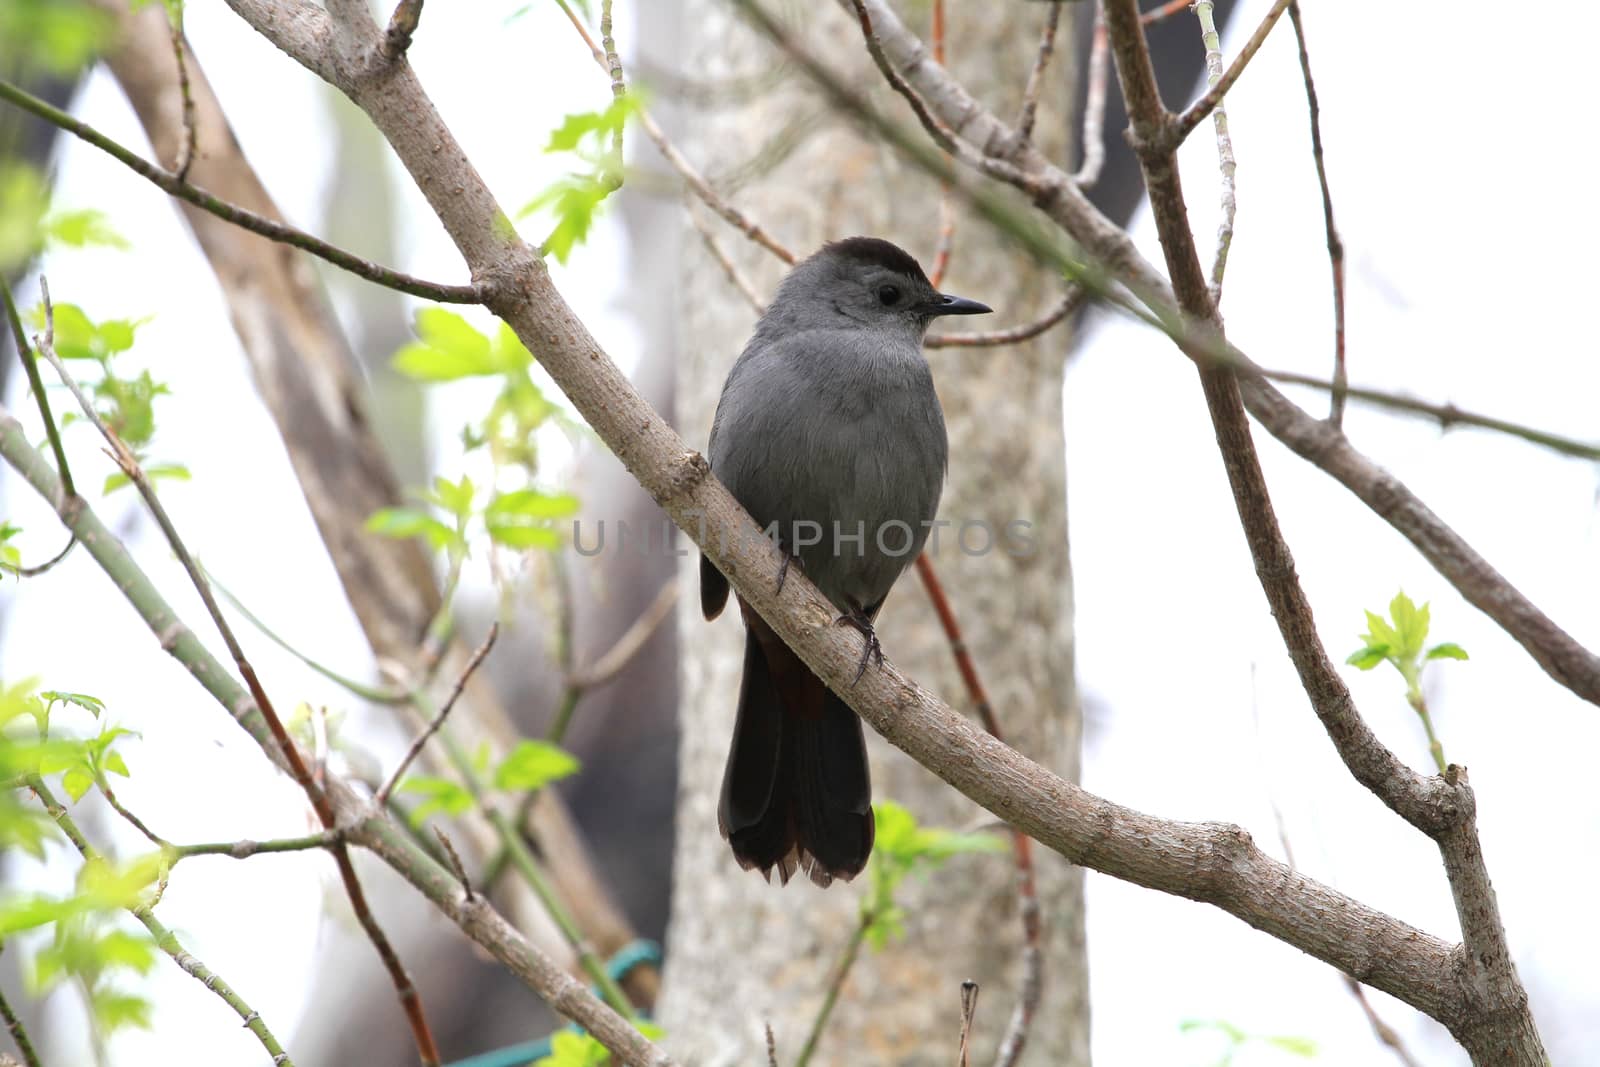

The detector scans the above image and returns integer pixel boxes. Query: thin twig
[0,401,671,1065]
[926,286,1084,348]
[844,0,1030,189]
[1286,2,1346,426]
[166,9,197,182]
[748,0,1600,712]
[102,783,168,848]
[793,913,870,1067]
[554,1,797,264]
[0,951,42,1067]
[1073,5,1111,188]
[381,0,424,60]
[568,581,678,690]
[170,829,341,861]
[0,79,479,304]
[30,776,297,1065]
[14,535,77,576]
[1168,0,1293,147]
[1140,0,1192,26]
[1195,2,1237,303]
[433,826,475,901]
[376,622,499,807]
[689,203,767,314]
[926,0,956,288]
[1,277,75,499]
[765,1021,779,1067]
[957,980,979,1067]
[1103,3,1546,1058]
[1016,0,1064,144]
[912,554,1041,1067]
[36,341,443,1067]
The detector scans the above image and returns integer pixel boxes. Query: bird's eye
[876,284,901,306]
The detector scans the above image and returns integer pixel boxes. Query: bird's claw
[835,608,883,686]
[775,549,802,596]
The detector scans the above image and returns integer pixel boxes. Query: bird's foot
[835,606,883,686]
[775,548,803,596]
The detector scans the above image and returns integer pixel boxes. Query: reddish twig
[913,553,1041,1066]
[957,980,979,1067]
[1074,5,1111,187]
[376,623,499,807]
[37,318,443,1067]
[1286,2,1346,426]
[1016,0,1064,144]
[1140,0,1192,26]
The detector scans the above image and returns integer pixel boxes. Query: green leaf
[490,321,535,372]
[0,165,50,271]
[486,521,562,550]
[42,208,130,251]
[397,775,474,824]
[535,1030,610,1067]
[519,174,612,263]
[94,930,157,973]
[101,750,130,778]
[0,1,113,75]
[1388,590,1429,660]
[1264,1034,1319,1057]
[365,507,458,551]
[102,463,188,496]
[494,739,581,792]
[486,488,580,520]
[1425,642,1469,662]
[40,690,105,718]
[90,990,153,1032]
[392,308,498,381]
[428,474,476,519]
[62,766,94,802]
[1344,645,1389,670]
[1360,609,1398,655]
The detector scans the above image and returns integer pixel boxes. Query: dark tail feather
[718,620,874,887]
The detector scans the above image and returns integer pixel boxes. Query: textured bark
[659,6,1089,1065]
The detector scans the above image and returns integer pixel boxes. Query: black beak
[930,293,992,316]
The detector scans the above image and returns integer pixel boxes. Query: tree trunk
[660,5,1090,1064]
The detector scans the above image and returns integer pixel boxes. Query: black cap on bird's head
[819,236,992,318]
[759,236,992,335]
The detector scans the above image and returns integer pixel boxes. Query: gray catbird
[701,236,991,887]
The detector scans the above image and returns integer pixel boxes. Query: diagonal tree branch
[0,403,675,1067]
[818,0,1600,711]
[212,0,1500,1041]
[1101,3,1544,1061]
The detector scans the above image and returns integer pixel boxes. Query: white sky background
[1,1,1597,1065]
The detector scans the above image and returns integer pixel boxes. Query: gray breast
[709,329,948,613]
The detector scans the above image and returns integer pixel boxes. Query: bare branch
[1195,1,1237,302]
[1286,2,1348,426]
[688,203,767,313]
[802,0,1600,711]
[36,341,444,1067]
[381,0,424,60]
[31,776,297,1065]
[568,581,677,690]
[376,623,499,807]
[958,980,979,1067]
[1073,5,1111,188]
[165,10,197,182]
[1169,0,1293,147]
[1102,2,1545,1061]
[1015,0,1064,144]
[0,79,480,304]
[1,277,74,500]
